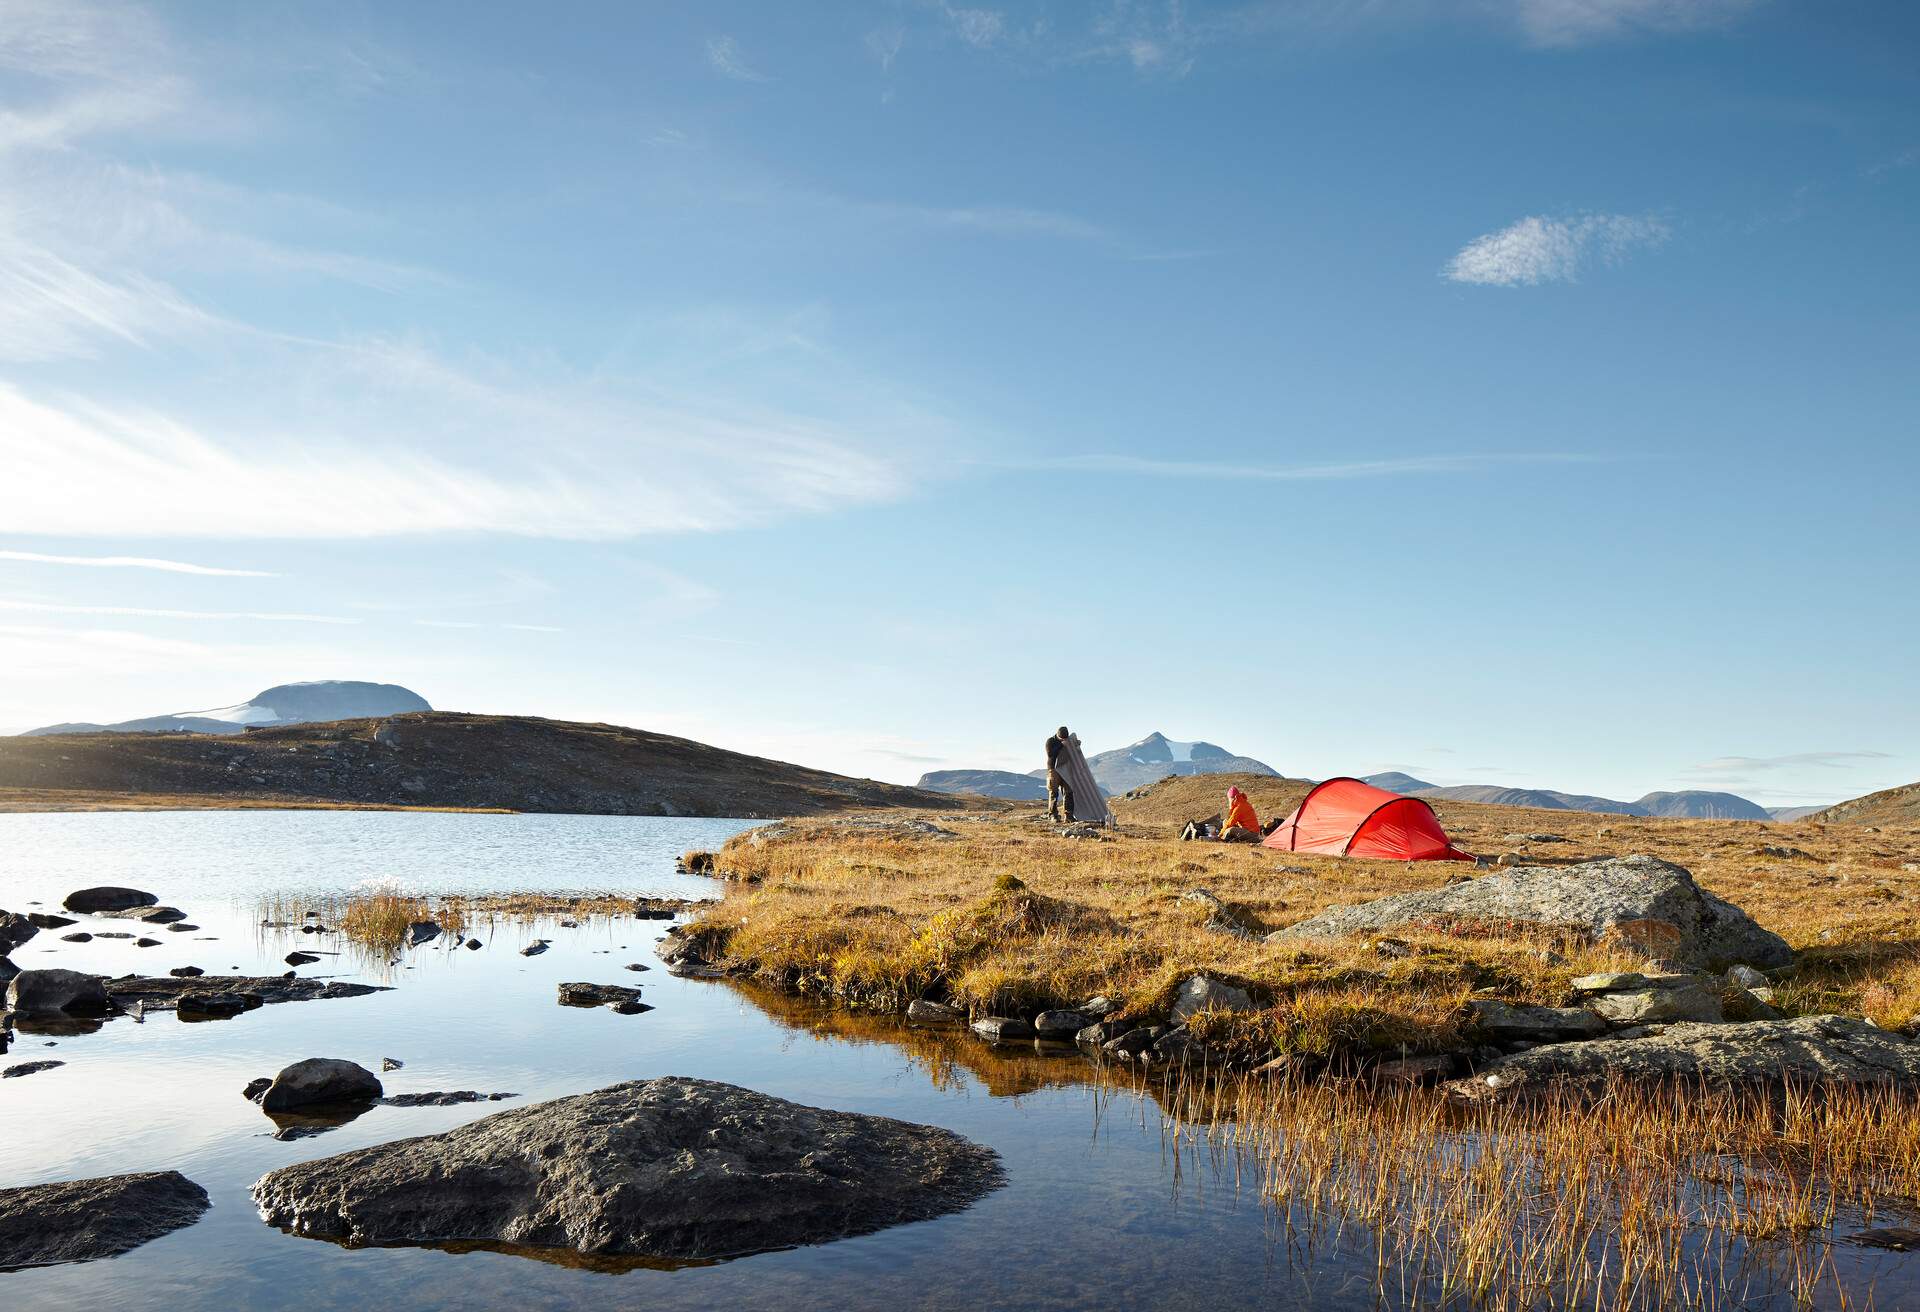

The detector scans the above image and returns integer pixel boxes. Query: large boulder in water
[1448,1016,1920,1102]
[1270,855,1792,969]
[62,887,158,914]
[6,968,112,1017]
[251,1076,1004,1263]
[0,1171,209,1269]
[259,1059,384,1112]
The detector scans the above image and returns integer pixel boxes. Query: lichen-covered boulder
[1271,856,1791,969]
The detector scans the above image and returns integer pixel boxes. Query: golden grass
[688,780,1920,1062]
[1145,1065,1920,1311]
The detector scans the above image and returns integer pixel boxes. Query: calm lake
[1,811,1911,1310]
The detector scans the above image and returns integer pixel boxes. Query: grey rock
[382,1090,520,1108]
[26,912,75,930]
[1585,979,1724,1026]
[1033,1010,1088,1039]
[906,999,963,1024]
[557,982,644,1008]
[0,912,39,952]
[1169,975,1254,1022]
[6,969,112,1018]
[134,938,162,948]
[1726,964,1770,990]
[99,906,187,924]
[285,951,320,966]
[1505,833,1569,844]
[1571,972,1647,993]
[970,1016,1034,1042]
[4,1060,64,1078]
[381,1058,405,1072]
[1180,888,1257,939]
[243,1077,273,1101]
[1467,1000,1608,1043]
[1078,995,1120,1018]
[407,921,441,946]
[260,1058,384,1112]
[165,923,199,933]
[1103,1026,1164,1057]
[178,993,249,1020]
[623,962,650,973]
[250,1077,1003,1262]
[465,939,482,950]
[1757,845,1814,860]
[59,932,92,943]
[167,967,204,978]
[1448,1016,1920,1099]
[1372,1055,1454,1084]
[106,974,387,1011]
[0,955,16,985]
[61,887,158,914]
[0,1171,209,1269]
[1270,855,1792,969]
[520,941,550,957]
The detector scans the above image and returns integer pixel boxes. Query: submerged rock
[557,982,646,1010]
[260,1058,384,1112]
[381,1090,519,1107]
[98,906,187,924]
[3,1060,64,1078]
[1448,1016,1920,1102]
[1271,855,1792,969]
[26,912,75,930]
[105,974,388,1011]
[0,1171,209,1269]
[61,887,158,914]
[250,1076,1003,1263]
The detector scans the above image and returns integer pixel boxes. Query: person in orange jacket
[1221,785,1261,840]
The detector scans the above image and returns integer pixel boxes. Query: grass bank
[682,779,1920,1064]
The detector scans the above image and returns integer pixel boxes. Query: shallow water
[1,811,1913,1310]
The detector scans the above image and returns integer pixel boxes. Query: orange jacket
[1224,787,1260,834]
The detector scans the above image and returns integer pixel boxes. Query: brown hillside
[0,712,972,819]
[1809,780,1920,827]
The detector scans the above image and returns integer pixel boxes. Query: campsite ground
[684,772,1920,1062]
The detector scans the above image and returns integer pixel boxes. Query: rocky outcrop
[1271,856,1792,969]
[105,974,388,1011]
[1447,1016,1920,1102]
[62,887,157,914]
[250,1077,1004,1263]
[259,1059,384,1112]
[0,1171,209,1269]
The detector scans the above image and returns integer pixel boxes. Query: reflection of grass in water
[340,891,469,954]
[253,890,700,966]
[1131,1067,1920,1312]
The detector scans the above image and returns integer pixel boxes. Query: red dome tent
[1262,777,1473,862]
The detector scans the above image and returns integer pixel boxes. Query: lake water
[1,811,1912,1310]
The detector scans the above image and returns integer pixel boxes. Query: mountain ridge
[23,680,431,737]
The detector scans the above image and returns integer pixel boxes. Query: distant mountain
[1070,732,1280,796]
[918,769,1047,802]
[1361,772,1436,794]
[23,681,431,737]
[1768,805,1825,822]
[1807,781,1920,826]
[1359,773,1771,821]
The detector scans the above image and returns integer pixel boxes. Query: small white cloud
[1512,0,1761,47]
[1443,213,1669,287]
[866,26,905,71]
[0,599,354,624]
[705,34,768,82]
[946,7,1005,48]
[0,548,275,577]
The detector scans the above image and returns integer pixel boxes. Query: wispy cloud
[414,619,563,634]
[1444,213,1670,286]
[0,548,276,577]
[1688,751,1893,775]
[706,34,768,82]
[1015,452,1603,480]
[0,599,353,624]
[1510,0,1762,48]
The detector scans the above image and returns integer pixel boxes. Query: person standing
[1045,725,1075,822]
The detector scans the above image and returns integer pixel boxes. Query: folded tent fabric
[1056,734,1114,827]
[1262,776,1471,861]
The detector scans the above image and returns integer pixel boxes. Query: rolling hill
[916,769,1047,801]
[1808,780,1920,826]
[0,712,967,818]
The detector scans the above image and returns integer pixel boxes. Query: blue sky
[2,0,1915,807]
